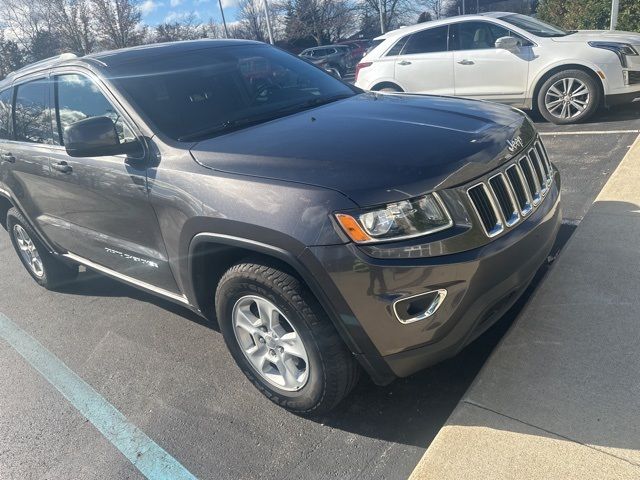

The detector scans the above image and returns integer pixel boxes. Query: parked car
[0,40,561,414]
[339,40,372,64]
[355,12,640,124]
[299,45,352,77]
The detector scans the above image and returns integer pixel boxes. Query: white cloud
[221,0,239,8]
[140,0,163,14]
[164,10,201,23]
[170,0,183,6]
[193,0,210,4]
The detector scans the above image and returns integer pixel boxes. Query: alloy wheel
[13,224,44,278]
[232,295,309,391]
[544,77,590,120]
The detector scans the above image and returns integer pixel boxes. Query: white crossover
[355,12,640,124]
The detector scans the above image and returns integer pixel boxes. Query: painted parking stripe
[0,312,198,480]
[540,129,640,136]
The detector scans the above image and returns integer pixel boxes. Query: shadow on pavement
[57,220,577,449]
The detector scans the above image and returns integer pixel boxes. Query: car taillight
[355,62,372,82]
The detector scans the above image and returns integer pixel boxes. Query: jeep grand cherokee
[0,40,561,414]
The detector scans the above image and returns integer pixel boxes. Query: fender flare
[184,231,396,385]
[527,59,608,102]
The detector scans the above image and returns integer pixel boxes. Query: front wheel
[537,70,600,124]
[215,262,360,415]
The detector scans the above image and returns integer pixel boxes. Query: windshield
[108,44,355,141]
[501,14,572,37]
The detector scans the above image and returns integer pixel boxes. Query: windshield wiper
[178,94,353,142]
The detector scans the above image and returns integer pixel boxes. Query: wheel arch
[370,81,404,92]
[185,232,396,385]
[0,190,13,230]
[530,63,605,110]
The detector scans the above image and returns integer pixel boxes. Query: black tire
[6,208,78,289]
[537,69,600,124]
[215,261,360,415]
[373,83,403,93]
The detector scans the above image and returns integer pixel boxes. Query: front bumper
[305,172,561,381]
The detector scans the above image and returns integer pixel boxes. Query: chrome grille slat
[488,173,519,227]
[466,138,555,238]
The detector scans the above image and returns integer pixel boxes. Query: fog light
[393,289,447,325]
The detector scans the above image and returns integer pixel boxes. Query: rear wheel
[373,83,403,93]
[215,261,360,415]
[537,69,600,124]
[7,208,78,289]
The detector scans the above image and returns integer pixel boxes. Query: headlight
[588,41,639,67]
[335,193,453,244]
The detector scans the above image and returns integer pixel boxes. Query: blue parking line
[0,312,198,480]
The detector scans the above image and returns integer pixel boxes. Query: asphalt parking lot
[1,103,638,480]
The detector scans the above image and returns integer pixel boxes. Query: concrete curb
[409,132,640,480]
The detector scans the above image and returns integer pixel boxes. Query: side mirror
[495,36,520,53]
[63,116,142,158]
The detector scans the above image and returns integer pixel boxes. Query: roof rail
[6,53,78,79]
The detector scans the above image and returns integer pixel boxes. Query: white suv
[355,12,640,124]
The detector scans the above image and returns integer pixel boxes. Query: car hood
[551,30,640,45]
[190,93,536,206]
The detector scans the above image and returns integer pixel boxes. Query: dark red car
[338,40,372,64]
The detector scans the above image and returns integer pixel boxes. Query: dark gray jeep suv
[0,40,561,414]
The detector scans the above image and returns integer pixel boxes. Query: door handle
[52,161,73,174]
[398,60,412,66]
[457,59,474,65]
[1,153,15,163]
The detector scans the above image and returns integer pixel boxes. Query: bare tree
[90,0,144,49]
[0,0,53,50]
[360,0,419,32]
[49,0,96,55]
[235,0,284,42]
[154,13,203,42]
[285,0,357,45]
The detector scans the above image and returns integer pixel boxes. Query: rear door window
[14,79,54,145]
[0,88,12,140]
[403,26,449,55]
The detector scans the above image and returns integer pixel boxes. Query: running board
[63,252,190,306]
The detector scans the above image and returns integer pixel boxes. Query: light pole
[378,0,385,34]
[610,0,619,30]
[218,0,229,38]
[263,0,274,44]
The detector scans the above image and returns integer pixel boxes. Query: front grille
[466,139,554,238]
[629,71,640,85]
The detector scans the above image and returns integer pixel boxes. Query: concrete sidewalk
[410,133,640,480]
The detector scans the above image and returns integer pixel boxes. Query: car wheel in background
[373,83,403,93]
[6,208,78,289]
[537,69,600,124]
[216,261,360,415]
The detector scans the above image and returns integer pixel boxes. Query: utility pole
[610,0,619,30]
[378,0,385,34]
[462,0,466,15]
[263,0,274,44]
[218,0,229,38]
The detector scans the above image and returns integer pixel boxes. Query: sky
[139,0,242,26]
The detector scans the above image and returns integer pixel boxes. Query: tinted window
[14,79,54,145]
[386,36,409,56]
[55,74,135,146]
[453,21,510,50]
[403,26,448,55]
[110,44,355,142]
[0,88,12,140]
